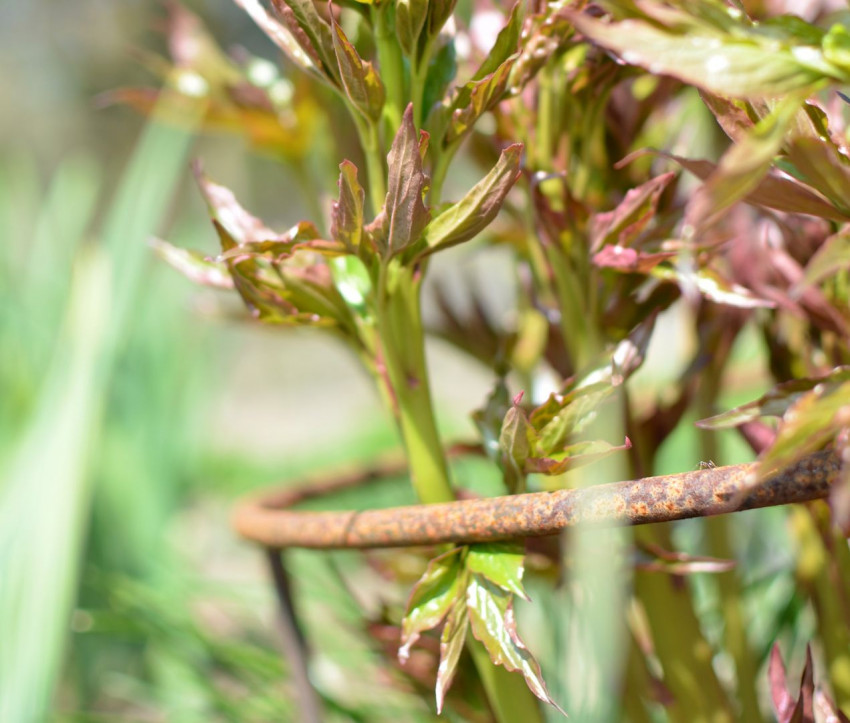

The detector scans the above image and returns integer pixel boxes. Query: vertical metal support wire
[266,548,323,723]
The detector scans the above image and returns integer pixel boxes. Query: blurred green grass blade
[0,246,111,723]
[0,92,199,721]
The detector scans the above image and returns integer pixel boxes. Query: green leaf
[395,0,428,59]
[383,105,431,256]
[530,437,633,480]
[758,379,850,478]
[426,0,457,38]
[697,366,850,428]
[399,547,465,663]
[420,143,522,255]
[798,228,850,289]
[331,160,365,252]
[784,135,850,216]
[571,10,834,98]
[466,543,528,600]
[644,149,850,222]
[330,13,385,122]
[498,394,535,492]
[150,238,233,289]
[470,3,521,83]
[684,93,806,229]
[466,575,564,714]
[447,55,517,144]
[435,592,468,713]
[234,0,328,81]
[530,381,615,456]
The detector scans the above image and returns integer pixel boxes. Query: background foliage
[3,0,850,721]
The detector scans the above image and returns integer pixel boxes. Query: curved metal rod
[233,450,841,550]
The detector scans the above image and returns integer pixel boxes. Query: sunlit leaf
[588,172,677,251]
[637,149,850,222]
[685,93,805,229]
[399,547,465,663]
[447,56,517,143]
[497,393,535,492]
[651,265,775,309]
[383,105,431,256]
[470,3,521,83]
[571,10,835,99]
[150,238,233,289]
[420,144,522,255]
[757,378,850,478]
[234,0,327,80]
[271,0,339,84]
[530,437,632,479]
[697,366,850,429]
[435,592,468,713]
[330,13,385,122]
[466,543,528,600]
[331,160,365,252]
[466,575,564,714]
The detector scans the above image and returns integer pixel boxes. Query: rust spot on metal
[231,450,841,550]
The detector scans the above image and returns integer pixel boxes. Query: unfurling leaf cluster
[399,544,564,715]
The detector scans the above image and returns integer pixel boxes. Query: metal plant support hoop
[233,449,840,721]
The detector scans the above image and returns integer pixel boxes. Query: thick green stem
[372,3,405,136]
[376,261,452,505]
[352,117,387,216]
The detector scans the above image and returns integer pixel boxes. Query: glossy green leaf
[399,547,465,663]
[383,105,431,256]
[420,144,522,255]
[466,543,528,600]
[331,14,385,122]
[466,575,564,714]
[331,160,365,252]
[395,0,428,59]
[435,592,468,713]
[571,11,834,99]
[150,238,233,289]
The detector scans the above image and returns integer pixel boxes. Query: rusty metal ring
[232,450,841,550]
